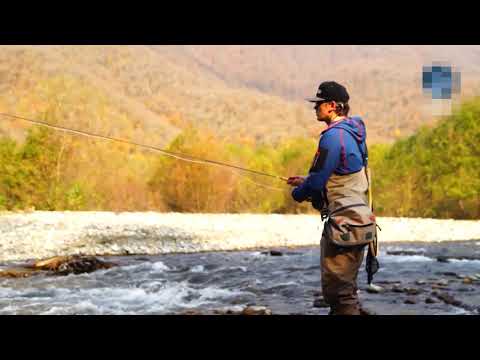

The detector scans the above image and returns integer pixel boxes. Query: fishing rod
[0,112,289,182]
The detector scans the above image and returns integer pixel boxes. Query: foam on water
[191,265,205,273]
[228,266,248,272]
[0,277,250,315]
[450,307,470,315]
[382,246,426,253]
[0,305,19,314]
[198,286,245,301]
[380,254,435,263]
[40,300,100,315]
[250,252,263,257]
[152,261,171,271]
[119,260,170,272]
[448,259,480,265]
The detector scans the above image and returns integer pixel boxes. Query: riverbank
[1,211,479,262]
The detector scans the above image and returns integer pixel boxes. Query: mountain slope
[158,45,480,142]
[2,45,480,147]
[0,45,315,146]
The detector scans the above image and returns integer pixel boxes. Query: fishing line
[0,112,289,186]
[237,174,286,192]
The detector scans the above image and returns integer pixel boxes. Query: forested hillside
[0,45,478,218]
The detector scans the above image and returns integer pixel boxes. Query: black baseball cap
[306,81,350,103]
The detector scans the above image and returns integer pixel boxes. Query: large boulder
[241,306,272,315]
[0,255,116,278]
[31,255,116,275]
[0,268,37,278]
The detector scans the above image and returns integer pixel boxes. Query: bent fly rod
[0,112,289,182]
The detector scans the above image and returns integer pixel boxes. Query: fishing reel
[307,191,329,220]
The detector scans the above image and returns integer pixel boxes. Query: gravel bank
[1,211,479,262]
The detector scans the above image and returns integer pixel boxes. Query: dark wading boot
[328,303,362,315]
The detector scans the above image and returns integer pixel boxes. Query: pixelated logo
[422,62,461,116]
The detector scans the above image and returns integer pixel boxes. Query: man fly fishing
[287,81,379,315]
[0,81,379,316]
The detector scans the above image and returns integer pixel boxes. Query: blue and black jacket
[292,116,368,203]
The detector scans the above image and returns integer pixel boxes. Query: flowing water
[1,241,480,315]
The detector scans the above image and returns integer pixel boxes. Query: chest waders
[313,129,380,314]
[319,127,380,284]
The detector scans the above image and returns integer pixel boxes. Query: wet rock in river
[415,279,427,285]
[376,280,402,285]
[404,288,422,296]
[182,310,203,315]
[241,306,272,315]
[213,306,245,315]
[425,297,437,304]
[33,255,116,275]
[0,255,116,278]
[387,250,424,256]
[404,297,417,305]
[261,250,283,256]
[391,285,405,293]
[366,284,385,294]
[135,257,151,262]
[168,266,190,273]
[313,297,329,308]
[433,279,449,287]
[436,256,450,263]
[433,292,462,307]
[441,272,458,277]
[462,277,474,285]
[203,264,220,271]
[431,285,450,291]
[0,268,38,278]
[188,273,210,284]
[391,286,423,295]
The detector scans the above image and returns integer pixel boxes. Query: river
[1,241,479,315]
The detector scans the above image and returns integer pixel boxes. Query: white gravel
[1,211,479,262]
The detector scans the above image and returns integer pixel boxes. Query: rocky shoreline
[1,211,479,263]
